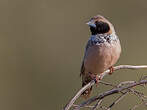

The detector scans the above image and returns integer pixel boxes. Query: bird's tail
[81,80,93,99]
[80,62,93,98]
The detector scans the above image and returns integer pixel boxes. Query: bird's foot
[109,66,114,75]
[89,72,101,86]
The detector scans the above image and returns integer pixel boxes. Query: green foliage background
[0,0,147,110]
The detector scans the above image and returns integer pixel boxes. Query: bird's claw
[109,66,114,75]
[89,72,101,86]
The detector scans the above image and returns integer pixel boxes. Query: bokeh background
[0,0,147,110]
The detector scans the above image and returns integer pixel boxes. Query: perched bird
[80,15,121,98]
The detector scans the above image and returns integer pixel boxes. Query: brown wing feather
[80,40,91,76]
[80,61,85,76]
[80,39,94,98]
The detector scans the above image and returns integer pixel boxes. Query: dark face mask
[90,21,110,35]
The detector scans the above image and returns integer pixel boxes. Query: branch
[75,79,147,110]
[92,99,103,110]
[129,102,147,110]
[107,91,128,110]
[63,65,147,110]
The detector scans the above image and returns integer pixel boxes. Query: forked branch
[63,65,147,110]
[74,79,147,110]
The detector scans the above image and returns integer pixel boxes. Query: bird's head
[86,15,115,35]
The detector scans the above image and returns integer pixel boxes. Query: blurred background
[0,0,147,110]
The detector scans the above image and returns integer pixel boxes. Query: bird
[80,15,121,98]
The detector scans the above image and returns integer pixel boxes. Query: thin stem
[63,65,147,110]
[76,80,147,110]
[92,99,103,110]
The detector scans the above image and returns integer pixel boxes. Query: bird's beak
[86,20,96,28]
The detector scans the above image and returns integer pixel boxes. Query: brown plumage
[80,15,121,98]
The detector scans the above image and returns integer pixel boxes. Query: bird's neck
[90,33,118,45]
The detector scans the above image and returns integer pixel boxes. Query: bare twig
[73,104,94,109]
[129,102,147,110]
[99,65,147,79]
[100,106,108,110]
[117,81,136,88]
[74,80,147,110]
[107,91,128,110]
[130,88,147,104]
[63,65,147,110]
[92,99,103,110]
[63,80,95,110]
[99,81,117,88]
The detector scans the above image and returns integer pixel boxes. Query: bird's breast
[84,39,121,74]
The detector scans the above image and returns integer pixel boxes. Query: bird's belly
[84,41,121,74]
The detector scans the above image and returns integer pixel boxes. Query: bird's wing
[80,39,92,76]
